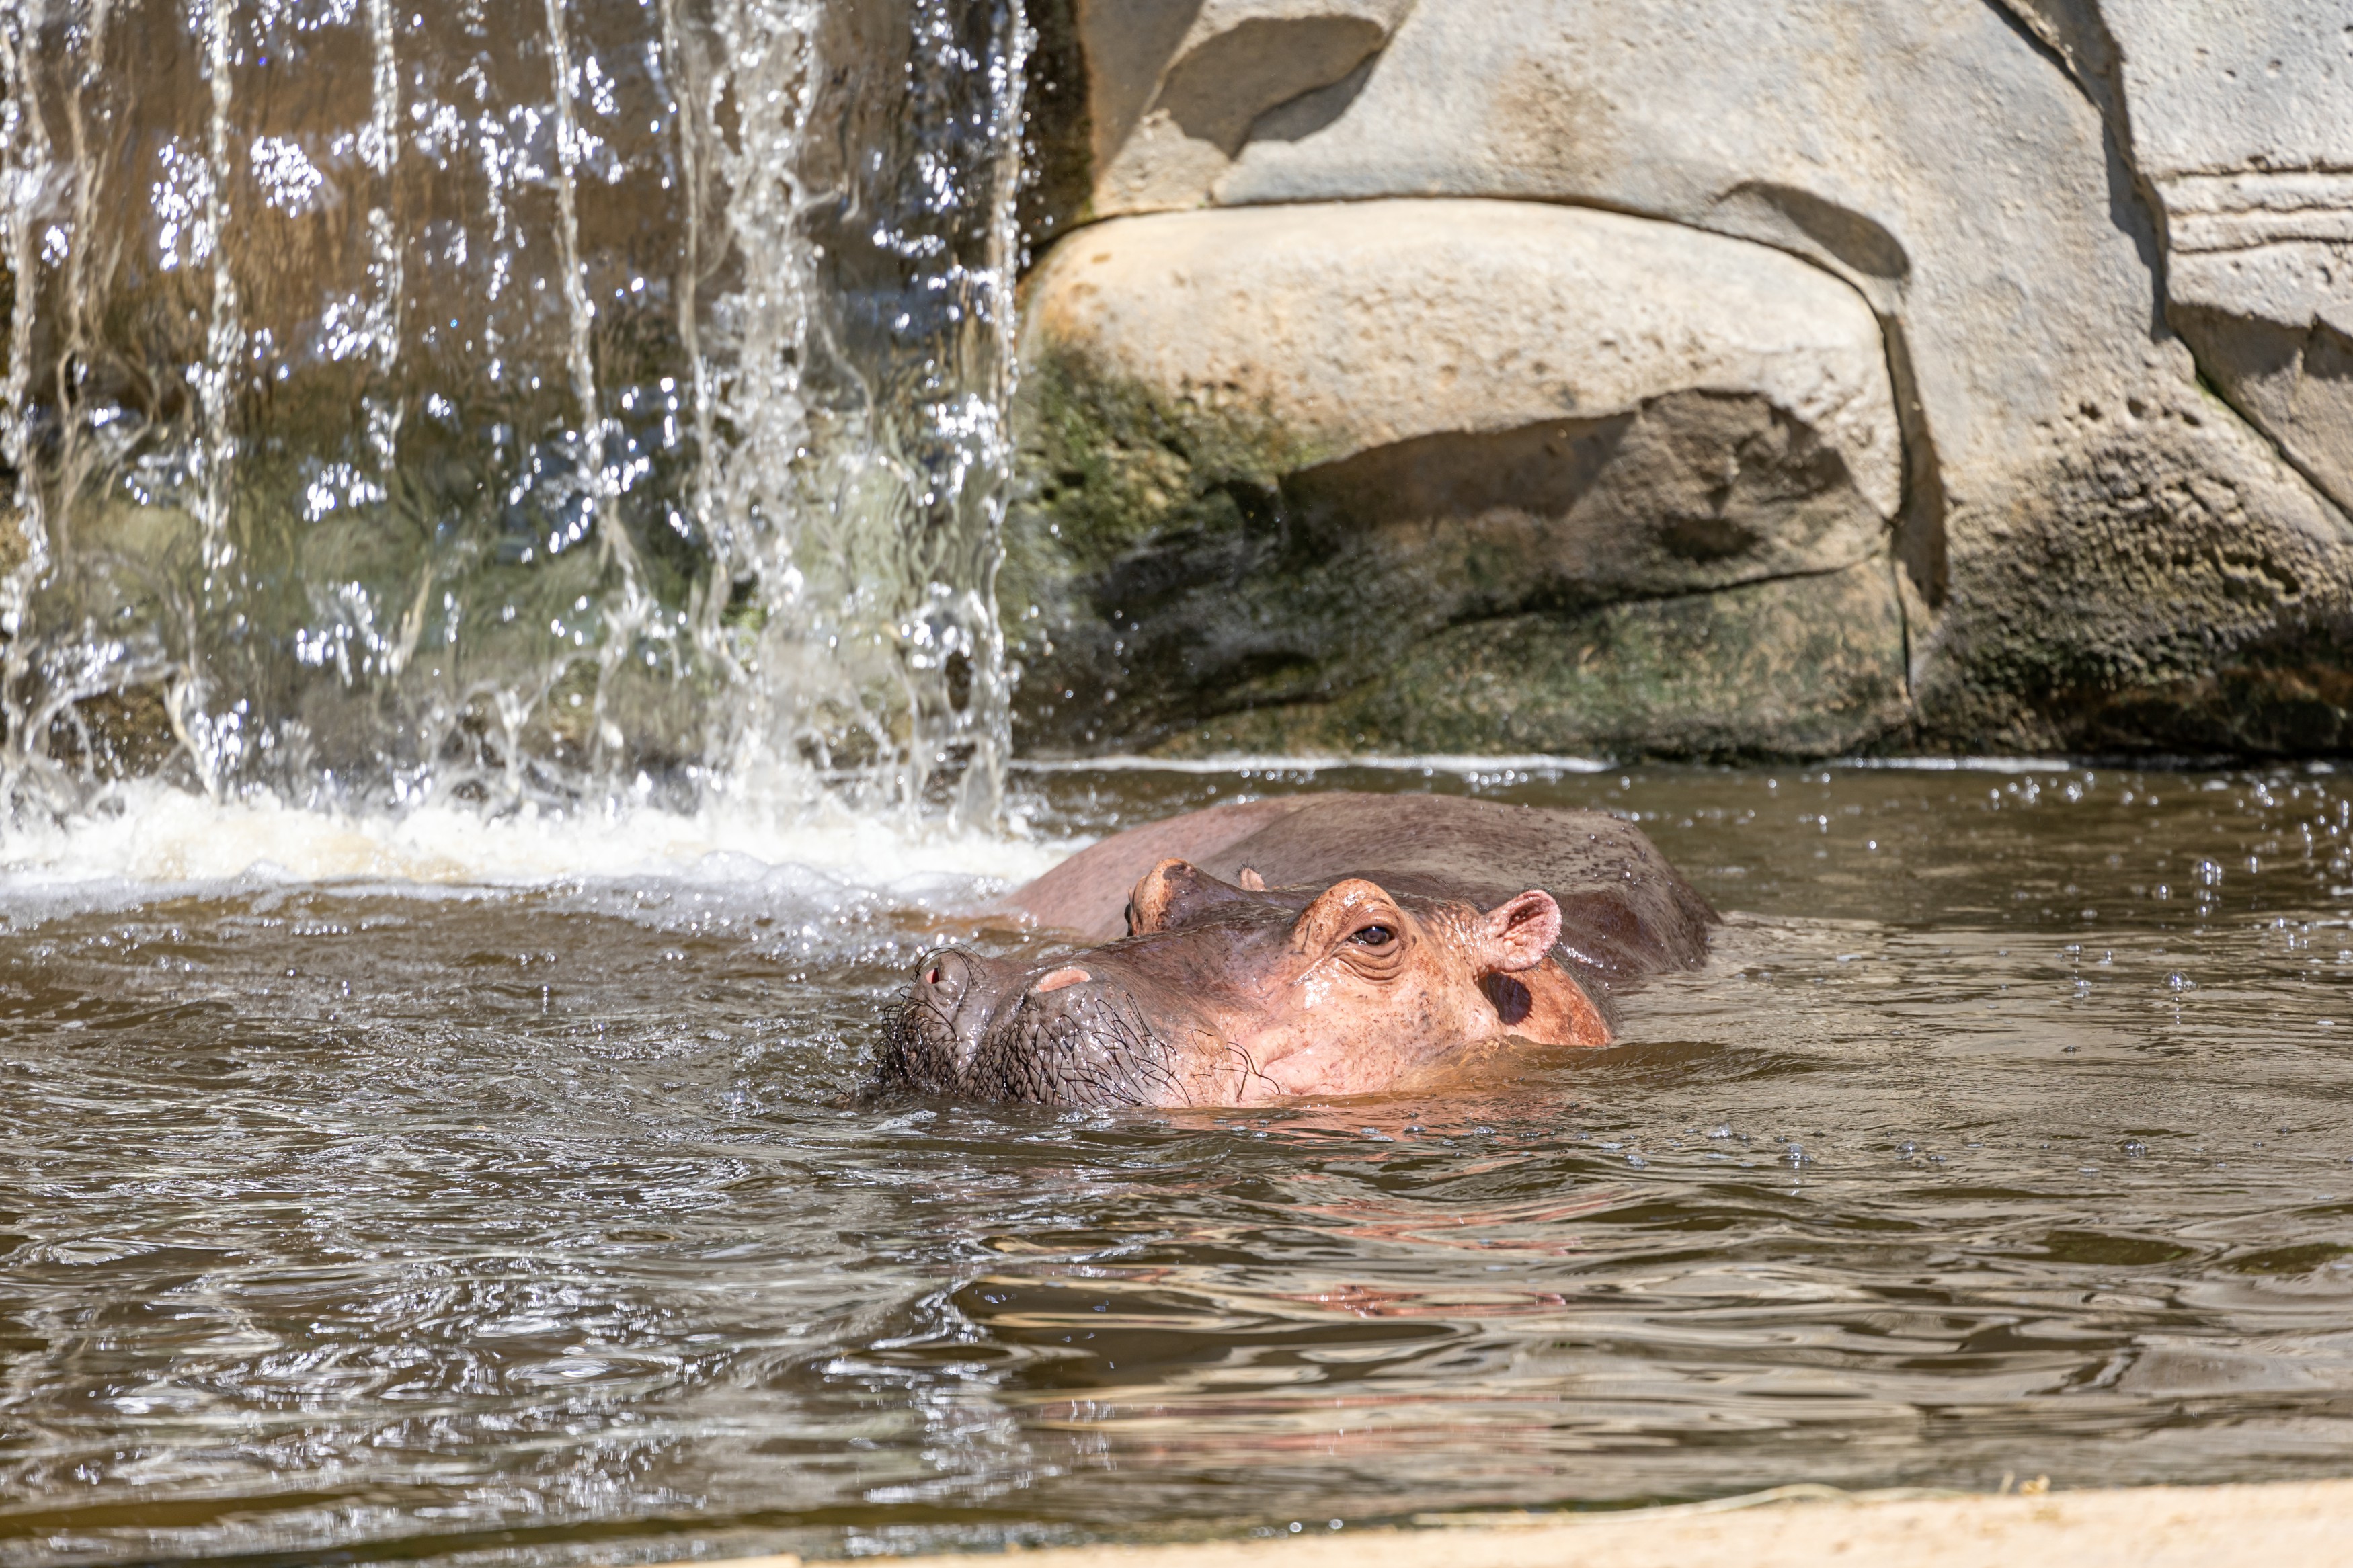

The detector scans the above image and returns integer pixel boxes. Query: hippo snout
[884,947,1018,1089]
[880,948,1191,1106]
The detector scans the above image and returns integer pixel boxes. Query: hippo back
[1009,792,1714,993]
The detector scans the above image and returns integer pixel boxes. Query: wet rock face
[1006,198,1908,758]
[1009,358,1909,757]
[1013,0,2353,759]
[2090,1,2353,520]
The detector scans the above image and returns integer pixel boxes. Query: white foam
[1827,756,2081,773]
[0,778,1072,912]
[1010,753,1612,776]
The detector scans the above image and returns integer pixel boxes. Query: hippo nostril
[918,950,980,1009]
[1034,966,1091,994]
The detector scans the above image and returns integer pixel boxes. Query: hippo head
[880,858,1609,1107]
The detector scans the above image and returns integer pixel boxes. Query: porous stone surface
[1086,0,1419,216]
[1008,200,1907,757]
[2098,1,2353,518]
[1012,0,2353,759]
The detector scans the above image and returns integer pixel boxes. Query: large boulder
[1012,0,2353,757]
[1008,198,1910,755]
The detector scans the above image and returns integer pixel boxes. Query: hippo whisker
[1218,1037,1279,1104]
[1055,989,1182,1107]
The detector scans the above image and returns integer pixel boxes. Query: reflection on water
[6,761,2353,1565]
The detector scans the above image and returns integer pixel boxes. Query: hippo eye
[1347,923,1397,948]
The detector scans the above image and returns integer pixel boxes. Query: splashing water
[0,0,1029,862]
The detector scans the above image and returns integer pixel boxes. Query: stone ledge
[629,1475,2353,1568]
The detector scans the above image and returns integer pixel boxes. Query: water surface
[5,761,2353,1565]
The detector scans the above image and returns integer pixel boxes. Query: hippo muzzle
[885,944,1222,1107]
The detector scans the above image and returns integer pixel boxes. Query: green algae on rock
[1006,363,1910,759]
[1146,562,1910,761]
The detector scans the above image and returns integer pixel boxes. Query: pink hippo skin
[879,792,1716,1107]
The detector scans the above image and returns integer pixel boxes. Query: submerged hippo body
[881,792,1716,1107]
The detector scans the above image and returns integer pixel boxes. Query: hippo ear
[1476,890,1562,973]
[1129,857,1253,934]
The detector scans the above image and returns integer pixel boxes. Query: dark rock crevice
[1015,0,1096,265]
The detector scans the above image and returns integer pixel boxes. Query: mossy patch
[1006,350,1910,759]
[1002,349,1338,749]
[1148,561,1911,759]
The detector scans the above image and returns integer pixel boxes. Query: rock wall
[1006,0,2353,759]
[2096,1,2353,520]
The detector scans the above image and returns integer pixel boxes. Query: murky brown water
[6,761,2353,1567]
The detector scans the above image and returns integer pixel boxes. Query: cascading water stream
[0,0,1029,851]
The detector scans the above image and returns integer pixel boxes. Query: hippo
[880,792,1716,1106]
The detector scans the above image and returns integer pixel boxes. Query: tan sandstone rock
[2096,0,2353,519]
[1086,0,1420,216]
[1007,198,1908,756]
[1019,0,2353,756]
[1025,198,1901,516]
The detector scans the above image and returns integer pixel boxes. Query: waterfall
[0,0,1029,842]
